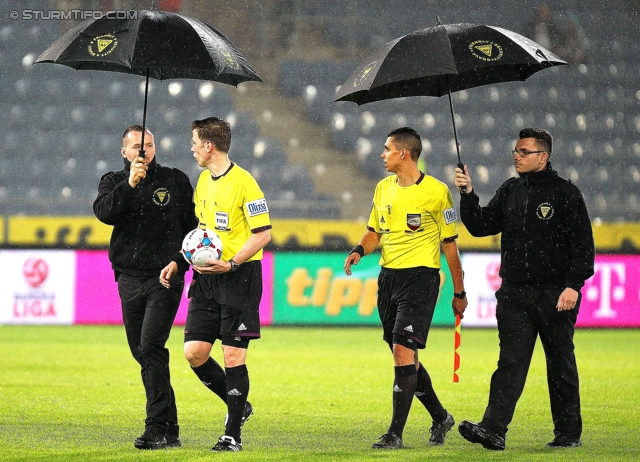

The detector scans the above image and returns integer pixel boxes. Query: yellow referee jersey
[367,172,458,269]
[194,163,272,262]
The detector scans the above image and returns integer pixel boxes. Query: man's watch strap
[229,259,240,272]
[454,290,466,299]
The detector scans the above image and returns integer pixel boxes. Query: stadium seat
[249,137,288,165]
[224,111,261,140]
[196,82,235,112]
[246,163,281,195]
[278,59,359,98]
[304,85,339,125]
[592,138,625,165]
[329,111,358,151]
[278,165,316,201]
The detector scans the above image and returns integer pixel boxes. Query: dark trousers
[118,273,183,433]
[481,284,582,440]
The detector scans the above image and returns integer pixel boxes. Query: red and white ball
[181,228,223,266]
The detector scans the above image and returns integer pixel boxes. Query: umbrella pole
[446,75,467,192]
[138,68,150,160]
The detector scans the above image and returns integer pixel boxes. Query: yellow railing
[3,216,639,251]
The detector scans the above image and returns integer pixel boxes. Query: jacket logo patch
[537,202,554,220]
[406,214,421,231]
[444,207,457,224]
[152,188,170,206]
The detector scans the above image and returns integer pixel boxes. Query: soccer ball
[181,228,223,266]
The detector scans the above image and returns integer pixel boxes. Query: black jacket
[460,166,595,291]
[93,157,198,278]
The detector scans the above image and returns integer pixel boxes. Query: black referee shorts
[184,260,262,347]
[377,266,440,350]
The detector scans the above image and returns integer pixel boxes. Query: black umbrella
[333,20,567,174]
[35,9,262,158]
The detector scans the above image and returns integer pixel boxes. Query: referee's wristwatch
[228,259,240,272]
[454,290,466,299]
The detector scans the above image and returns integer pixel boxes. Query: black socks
[415,362,447,422]
[191,357,227,403]
[225,364,249,441]
[388,364,417,437]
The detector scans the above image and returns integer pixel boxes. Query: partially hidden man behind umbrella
[453,128,595,450]
[344,127,467,449]
[94,125,198,450]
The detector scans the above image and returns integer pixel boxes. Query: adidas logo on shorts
[404,325,414,332]
[238,323,247,331]
[228,389,242,396]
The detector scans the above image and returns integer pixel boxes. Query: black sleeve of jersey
[93,172,135,225]
[174,169,198,275]
[170,249,191,274]
[175,169,198,236]
[564,185,595,291]
[460,184,505,237]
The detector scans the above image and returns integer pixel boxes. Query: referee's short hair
[192,117,231,153]
[519,128,552,157]
[387,126,422,161]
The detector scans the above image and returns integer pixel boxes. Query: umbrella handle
[457,162,467,193]
[138,68,150,161]
[445,75,467,192]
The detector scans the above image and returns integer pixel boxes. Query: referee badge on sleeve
[444,207,457,224]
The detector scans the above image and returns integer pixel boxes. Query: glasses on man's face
[512,149,545,157]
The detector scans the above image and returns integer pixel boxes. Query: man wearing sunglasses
[453,128,594,450]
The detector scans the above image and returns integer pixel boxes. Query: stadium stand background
[0,0,639,248]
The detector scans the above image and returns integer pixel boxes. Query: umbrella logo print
[222,51,240,70]
[469,40,503,62]
[354,61,377,87]
[88,34,118,57]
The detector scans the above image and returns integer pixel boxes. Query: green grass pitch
[0,325,638,461]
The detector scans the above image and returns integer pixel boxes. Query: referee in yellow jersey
[344,127,467,449]
[160,117,271,452]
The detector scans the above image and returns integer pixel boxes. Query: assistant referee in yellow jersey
[160,117,271,452]
[344,127,467,450]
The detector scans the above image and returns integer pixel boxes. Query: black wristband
[350,245,365,257]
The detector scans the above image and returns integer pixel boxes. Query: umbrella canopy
[35,9,262,158]
[35,9,262,85]
[333,22,566,105]
[333,21,567,172]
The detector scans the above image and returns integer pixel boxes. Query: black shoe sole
[546,441,582,448]
[458,423,504,451]
[372,443,403,449]
[134,441,167,450]
[372,434,403,449]
[166,439,182,448]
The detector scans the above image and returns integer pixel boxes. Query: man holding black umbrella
[344,127,467,450]
[453,128,594,450]
[94,125,197,450]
